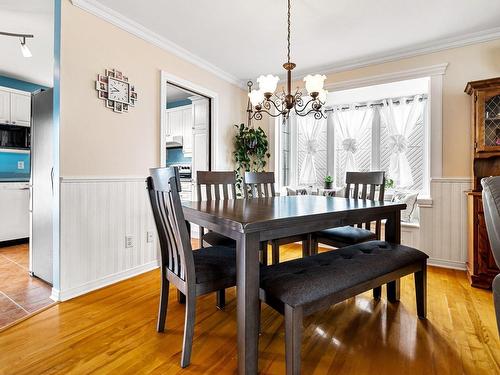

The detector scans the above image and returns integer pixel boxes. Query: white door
[10,92,31,127]
[0,89,10,124]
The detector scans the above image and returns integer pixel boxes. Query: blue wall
[0,75,48,93]
[167,99,191,109]
[166,147,192,165]
[0,152,30,181]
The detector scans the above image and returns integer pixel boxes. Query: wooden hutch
[465,77,500,289]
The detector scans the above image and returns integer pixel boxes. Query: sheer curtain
[332,106,373,184]
[379,95,424,187]
[297,114,326,185]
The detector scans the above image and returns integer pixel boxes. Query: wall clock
[95,68,138,113]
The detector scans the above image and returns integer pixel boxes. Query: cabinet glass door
[477,93,500,151]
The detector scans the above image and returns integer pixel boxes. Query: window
[278,78,430,194]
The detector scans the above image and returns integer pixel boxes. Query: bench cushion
[260,241,428,307]
[193,246,236,284]
[316,226,376,245]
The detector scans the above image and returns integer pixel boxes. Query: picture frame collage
[95,68,138,113]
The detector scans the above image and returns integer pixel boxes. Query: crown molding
[70,0,243,87]
[287,26,500,82]
[324,63,448,91]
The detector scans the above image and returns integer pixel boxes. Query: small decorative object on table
[324,175,333,189]
[95,68,137,113]
[385,178,395,190]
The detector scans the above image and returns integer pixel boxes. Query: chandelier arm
[293,106,327,119]
[251,109,283,119]
[263,98,284,114]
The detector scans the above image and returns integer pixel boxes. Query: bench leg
[285,304,303,375]
[272,240,280,264]
[373,286,382,300]
[177,290,186,304]
[309,235,318,255]
[216,289,225,310]
[260,242,268,266]
[387,279,400,302]
[415,263,427,319]
[302,238,310,258]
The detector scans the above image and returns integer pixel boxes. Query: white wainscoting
[55,177,160,301]
[418,178,472,270]
[54,176,472,301]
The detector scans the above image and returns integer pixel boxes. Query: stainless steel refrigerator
[30,88,53,284]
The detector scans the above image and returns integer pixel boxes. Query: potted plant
[233,123,271,196]
[324,175,333,189]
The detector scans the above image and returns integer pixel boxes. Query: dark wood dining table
[182,195,406,374]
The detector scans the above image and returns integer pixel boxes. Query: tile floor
[0,244,54,329]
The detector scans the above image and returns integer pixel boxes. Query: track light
[0,31,34,58]
[20,37,32,58]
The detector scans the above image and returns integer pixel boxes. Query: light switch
[17,161,24,170]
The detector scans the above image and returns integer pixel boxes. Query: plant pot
[324,181,333,189]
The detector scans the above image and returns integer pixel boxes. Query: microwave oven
[0,124,30,150]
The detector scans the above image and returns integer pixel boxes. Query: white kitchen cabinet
[191,98,210,183]
[10,92,31,127]
[182,108,193,154]
[0,89,11,124]
[0,183,30,242]
[0,87,31,127]
[166,105,194,154]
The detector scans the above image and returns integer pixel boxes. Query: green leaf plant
[233,123,271,196]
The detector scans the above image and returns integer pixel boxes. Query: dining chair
[311,171,386,253]
[243,171,310,264]
[147,167,237,368]
[481,176,500,336]
[196,171,237,248]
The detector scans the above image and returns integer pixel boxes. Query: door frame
[159,71,217,170]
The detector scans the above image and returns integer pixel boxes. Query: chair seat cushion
[202,231,236,248]
[193,246,236,284]
[317,226,376,245]
[260,241,428,307]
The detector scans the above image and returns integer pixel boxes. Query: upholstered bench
[259,241,428,375]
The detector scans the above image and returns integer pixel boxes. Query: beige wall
[294,40,500,177]
[59,0,246,177]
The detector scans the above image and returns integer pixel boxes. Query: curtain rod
[325,95,428,112]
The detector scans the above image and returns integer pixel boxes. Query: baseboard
[428,257,467,271]
[51,260,160,301]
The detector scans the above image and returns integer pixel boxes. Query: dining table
[182,194,406,374]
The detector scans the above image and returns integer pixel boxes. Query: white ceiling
[87,0,500,83]
[0,0,54,87]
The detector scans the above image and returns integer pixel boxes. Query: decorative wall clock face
[95,68,138,113]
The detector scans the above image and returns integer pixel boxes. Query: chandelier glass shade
[247,0,328,122]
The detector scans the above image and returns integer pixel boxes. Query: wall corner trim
[70,0,243,87]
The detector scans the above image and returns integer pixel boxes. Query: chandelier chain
[287,0,291,64]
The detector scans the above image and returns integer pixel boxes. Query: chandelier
[246,0,328,123]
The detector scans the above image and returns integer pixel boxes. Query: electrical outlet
[146,231,154,243]
[125,235,134,248]
[17,161,24,170]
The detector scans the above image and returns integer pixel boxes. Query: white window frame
[275,63,448,198]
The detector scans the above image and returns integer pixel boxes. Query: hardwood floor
[0,244,54,329]
[0,242,499,374]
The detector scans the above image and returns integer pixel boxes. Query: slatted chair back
[344,171,386,238]
[196,171,237,201]
[243,171,276,198]
[147,167,195,285]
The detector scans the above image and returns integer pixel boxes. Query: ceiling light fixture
[247,0,328,123]
[0,31,34,58]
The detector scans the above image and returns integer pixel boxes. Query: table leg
[385,209,401,302]
[236,232,260,375]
